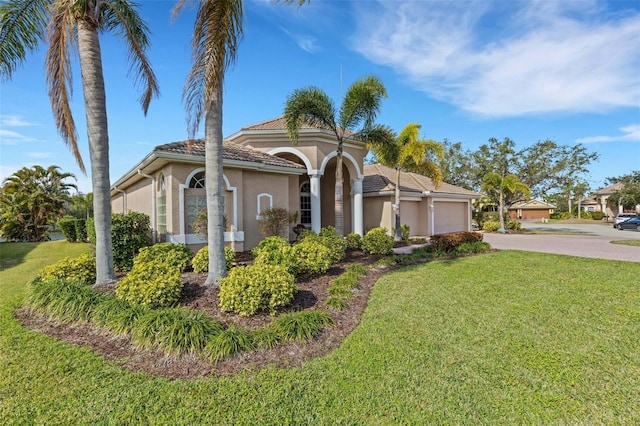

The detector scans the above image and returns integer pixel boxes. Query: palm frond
[101,0,159,114]
[178,0,244,138]
[0,0,49,80]
[284,87,336,143]
[46,2,85,173]
[340,75,386,131]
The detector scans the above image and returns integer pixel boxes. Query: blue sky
[1,0,639,194]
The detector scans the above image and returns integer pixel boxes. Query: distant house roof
[592,182,624,196]
[239,116,356,136]
[509,200,556,210]
[154,139,305,170]
[362,164,479,197]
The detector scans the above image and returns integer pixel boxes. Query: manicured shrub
[58,217,78,242]
[218,264,296,316]
[191,246,235,273]
[318,226,348,263]
[252,236,297,275]
[273,310,334,342]
[392,224,411,242]
[361,227,394,255]
[88,212,151,272]
[74,218,87,242]
[291,239,332,275]
[453,241,492,255]
[345,232,362,250]
[430,231,483,252]
[115,258,182,308]
[257,207,294,237]
[506,221,521,231]
[134,243,193,272]
[482,221,501,232]
[204,324,254,362]
[38,253,96,285]
[592,211,604,220]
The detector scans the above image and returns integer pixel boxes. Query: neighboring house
[110,117,478,251]
[579,182,639,218]
[508,200,556,220]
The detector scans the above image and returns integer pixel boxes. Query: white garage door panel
[434,202,467,234]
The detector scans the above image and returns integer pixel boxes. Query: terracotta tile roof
[154,139,305,170]
[593,182,624,195]
[241,116,355,136]
[363,164,479,196]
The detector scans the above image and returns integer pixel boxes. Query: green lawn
[611,239,640,247]
[1,242,639,424]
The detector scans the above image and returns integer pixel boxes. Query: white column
[352,178,363,235]
[429,199,435,236]
[310,174,321,233]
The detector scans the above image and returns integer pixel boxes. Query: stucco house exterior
[579,182,639,218]
[110,117,478,251]
[508,200,556,220]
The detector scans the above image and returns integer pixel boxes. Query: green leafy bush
[345,232,362,250]
[430,232,483,252]
[273,310,334,342]
[482,221,501,232]
[291,239,332,275]
[392,224,411,242]
[362,227,394,255]
[58,217,78,242]
[592,211,604,220]
[134,243,193,272]
[191,246,235,273]
[74,218,87,242]
[318,226,347,263]
[218,264,296,316]
[115,259,182,308]
[506,221,521,231]
[453,241,492,255]
[252,236,297,275]
[38,253,96,285]
[88,212,151,272]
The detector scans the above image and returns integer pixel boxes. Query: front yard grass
[611,239,640,247]
[1,242,639,424]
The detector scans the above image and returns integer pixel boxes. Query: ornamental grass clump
[38,253,96,285]
[134,243,193,272]
[218,264,296,316]
[191,246,235,273]
[115,258,182,308]
[250,327,282,350]
[273,310,334,342]
[27,278,107,324]
[204,324,255,362]
[91,297,148,335]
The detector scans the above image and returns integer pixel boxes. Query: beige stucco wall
[363,196,393,233]
[110,178,152,217]
[400,201,421,236]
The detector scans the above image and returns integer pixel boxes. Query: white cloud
[0,114,40,127]
[280,27,318,53]
[351,1,640,118]
[0,129,38,144]
[27,152,53,159]
[576,124,640,143]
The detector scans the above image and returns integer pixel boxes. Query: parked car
[613,213,638,227]
[616,216,640,231]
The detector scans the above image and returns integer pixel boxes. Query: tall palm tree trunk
[394,167,401,241]
[204,83,226,287]
[335,153,344,236]
[77,23,115,285]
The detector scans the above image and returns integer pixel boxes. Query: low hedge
[430,231,483,252]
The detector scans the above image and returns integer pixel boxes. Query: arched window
[188,171,205,188]
[300,182,311,226]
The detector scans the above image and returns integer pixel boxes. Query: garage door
[434,201,467,234]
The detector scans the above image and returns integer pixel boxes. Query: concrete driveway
[482,221,640,262]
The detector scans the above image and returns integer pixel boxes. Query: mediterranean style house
[110,117,479,251]
[579,182,639,218]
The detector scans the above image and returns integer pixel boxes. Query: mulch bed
[16,250,398,380]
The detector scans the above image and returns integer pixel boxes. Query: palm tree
[284,75,388,236]
[174,0,305,287]
[369,123,444,241]
[481,172,531,233]
[0,165,76,241]
[0,0,159,284]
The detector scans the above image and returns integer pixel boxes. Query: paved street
[482,221,640,263]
